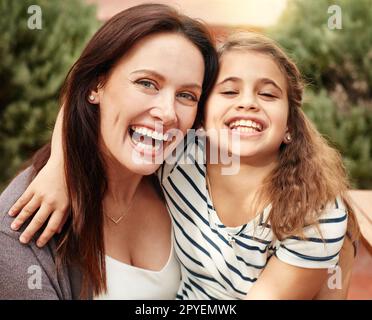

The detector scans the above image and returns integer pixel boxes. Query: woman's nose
[149,97,178,126]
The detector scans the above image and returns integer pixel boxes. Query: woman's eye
[136,80,157,90]
[178,92,197,102]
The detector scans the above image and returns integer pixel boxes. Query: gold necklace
[105,192,138,225]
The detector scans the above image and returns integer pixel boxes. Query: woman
[0,3,218,299]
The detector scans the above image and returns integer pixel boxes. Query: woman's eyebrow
[182,83,202,92]
[131,69,201,91]
[131,69,165,81]
[259,78,283,94]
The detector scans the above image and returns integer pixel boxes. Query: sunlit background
[89,0,287,27]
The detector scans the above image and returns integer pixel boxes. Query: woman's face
[92,32,205,175]
[204,49,289,165]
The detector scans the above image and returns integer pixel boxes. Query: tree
[0,0,99,191]
[269,0,372,188]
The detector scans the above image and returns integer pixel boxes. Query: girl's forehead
[218,50,286,84]
[220,49,283,76]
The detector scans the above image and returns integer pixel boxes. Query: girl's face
[92,32,205,175]
[204,50,289,164]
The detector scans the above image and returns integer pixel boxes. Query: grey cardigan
[0,168,90,299]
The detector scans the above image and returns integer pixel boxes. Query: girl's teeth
[228,119,263,131]
[231,126,258,133]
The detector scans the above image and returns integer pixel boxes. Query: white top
[94,230,181,300]
[158,132,348,300]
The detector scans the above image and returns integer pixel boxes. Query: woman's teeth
[228,119,263,132]
[130,126,170,142]
[135,141,161,151]
[129,125,171,152]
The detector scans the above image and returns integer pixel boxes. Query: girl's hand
[8,160,69,247]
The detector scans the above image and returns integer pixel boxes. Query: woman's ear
[87,91,99,104]
[88,78,105,104]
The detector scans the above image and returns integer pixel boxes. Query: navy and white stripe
[158,132,348,300]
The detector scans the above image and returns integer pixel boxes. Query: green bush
[303,90,372,189]
[269,0,372,189]
[0,0,99,191]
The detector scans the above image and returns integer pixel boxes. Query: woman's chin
[124,160,161,176]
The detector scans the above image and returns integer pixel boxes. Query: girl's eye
[259,92,277,99]
[221,91,238,95]
[177,92,198,102]
[136,79,157,90]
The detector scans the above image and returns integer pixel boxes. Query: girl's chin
[228,149,257,158]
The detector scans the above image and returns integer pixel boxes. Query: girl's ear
[283,127,292,144]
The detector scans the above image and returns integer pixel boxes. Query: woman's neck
[104,156,143,207]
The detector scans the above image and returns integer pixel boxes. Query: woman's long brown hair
[31,4,218,299]
[219,32,359,242]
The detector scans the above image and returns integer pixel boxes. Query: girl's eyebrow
[216,76,241,86]
[259,78,283,94]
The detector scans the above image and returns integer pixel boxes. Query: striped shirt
[158,132,348,300]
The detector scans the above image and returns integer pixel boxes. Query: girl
[159,32,359,299]
[6,32,358,299]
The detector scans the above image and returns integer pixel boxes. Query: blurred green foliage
[0,0,99,191]
[269,0,372,188]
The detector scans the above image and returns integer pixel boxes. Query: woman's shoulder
[0,167,75,299]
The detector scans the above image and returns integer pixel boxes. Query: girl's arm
[245,235,356,300]
[245,256,328,299]
[8,107,69,247]
[246,203,350,300]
